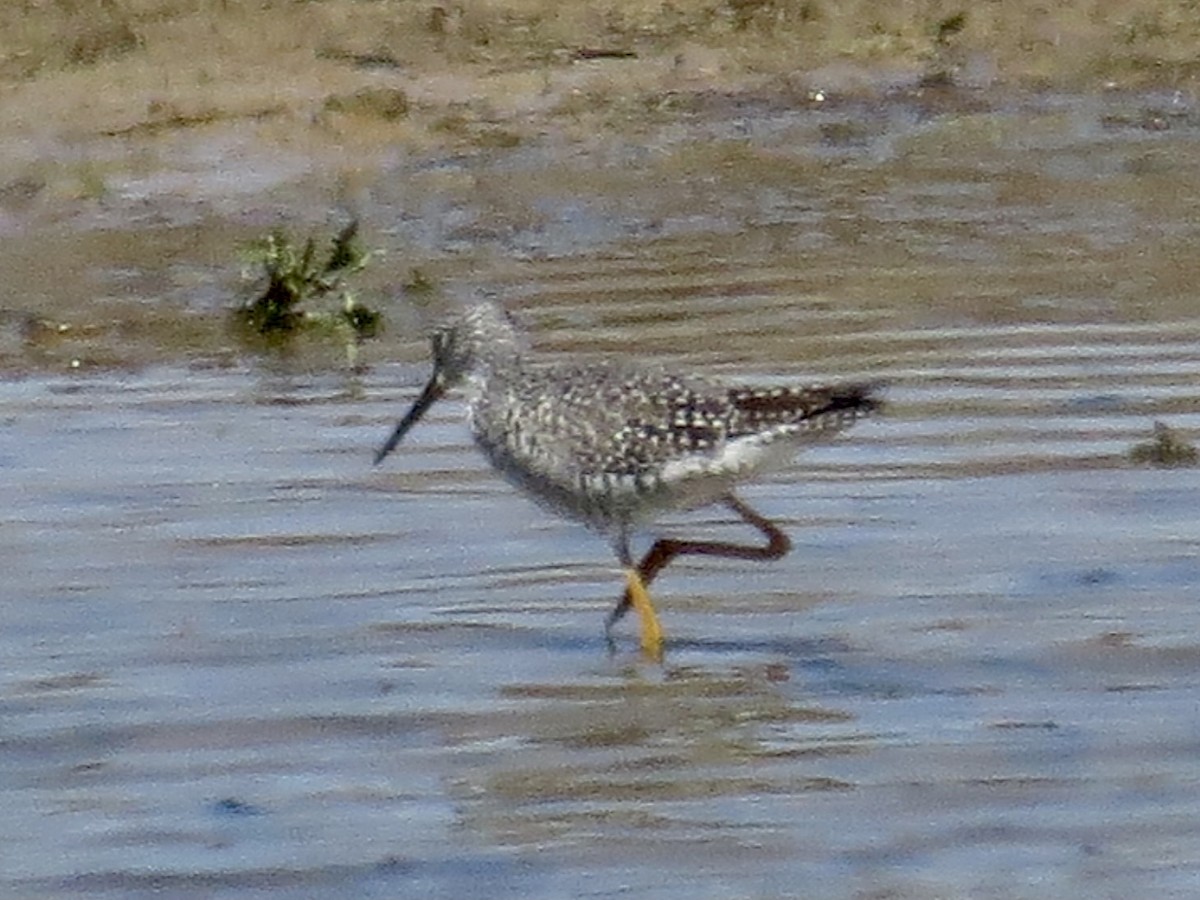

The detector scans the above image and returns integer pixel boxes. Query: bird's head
[374,301,523,465]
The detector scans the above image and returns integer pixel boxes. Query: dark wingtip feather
[824,380,885,415]
[725,378,884,438]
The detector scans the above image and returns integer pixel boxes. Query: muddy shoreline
[4,1,1200,375]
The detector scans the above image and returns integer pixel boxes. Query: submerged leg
[607,493,792,630]
[608,530,664,659]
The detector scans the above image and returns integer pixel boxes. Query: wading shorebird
[374,302,880,658]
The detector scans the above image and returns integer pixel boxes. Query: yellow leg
[623,568,664,659]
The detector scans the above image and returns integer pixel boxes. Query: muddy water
[5,91,1200,898]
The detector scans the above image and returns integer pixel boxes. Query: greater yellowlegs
[374,302,880,657]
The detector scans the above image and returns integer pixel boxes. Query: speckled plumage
[374,300,880,650]
[471,359,876,530]
[378,301,879,536]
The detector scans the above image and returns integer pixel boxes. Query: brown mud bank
[2,0,1200,376]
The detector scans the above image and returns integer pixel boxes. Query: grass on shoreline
[3,0,1200,141]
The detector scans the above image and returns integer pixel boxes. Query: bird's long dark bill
[374,376,446,465]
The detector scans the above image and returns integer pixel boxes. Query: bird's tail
[727,380,884,438]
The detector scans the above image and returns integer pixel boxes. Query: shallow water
[4,89,1200,898]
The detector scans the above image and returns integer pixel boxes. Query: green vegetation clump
[235,221,383,361]
[1128,421,1198,467]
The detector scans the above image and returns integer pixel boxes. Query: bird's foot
[622,568,664,661]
